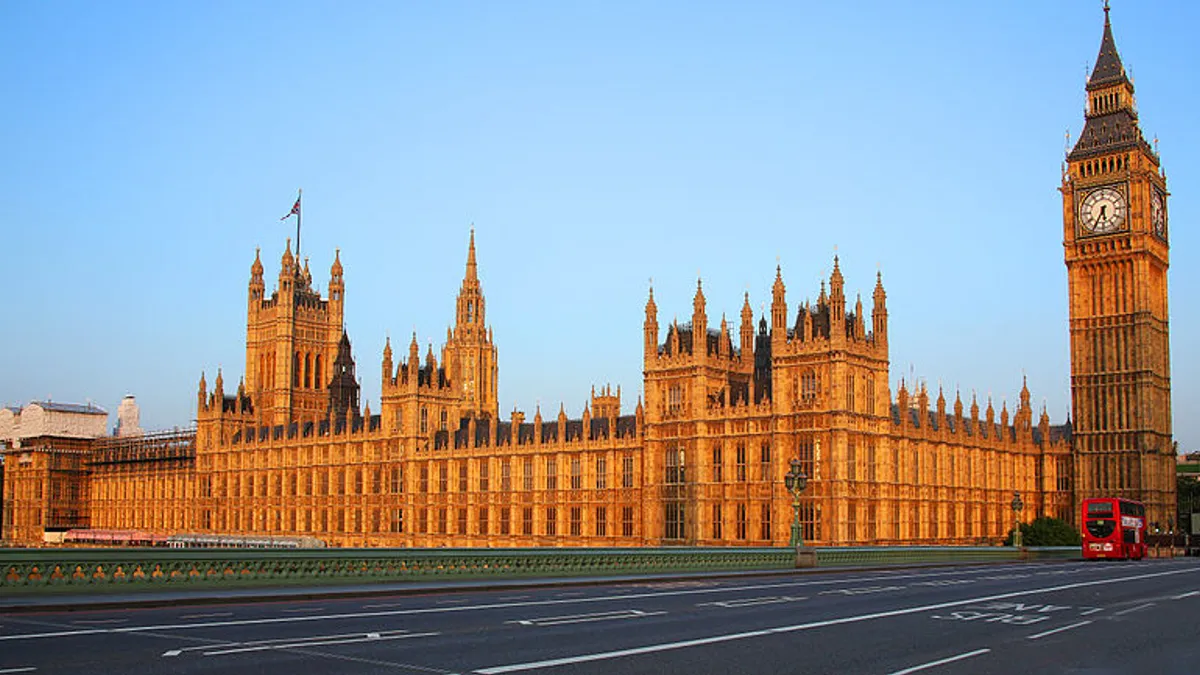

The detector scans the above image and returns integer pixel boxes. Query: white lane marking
[202,631,439,656]
[70,619,128,625]
[1112,602,1155,616]
[0,668,38,674]
[0,629,106,641]
[1026,620,1093,640]
[281,606,325,613]
[506,610,664,627]
[697,596,807,608]
[819,586,905,595]
[361,603,406,609]
[178,612,233,619]
[4,565,1188,643]
[1171,590,1198,600]
[497,595,530,601]
[471,568,1197,674]
[886,649,991,675]
[162,630,414,657]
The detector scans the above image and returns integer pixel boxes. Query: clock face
[1080,186,1127,234]
[1152,191,1167,238]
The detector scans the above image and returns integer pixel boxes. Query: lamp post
[784,458,808,547]
[1010,491,1024,548]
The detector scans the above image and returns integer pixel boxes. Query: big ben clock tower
[1062,4,1174,527]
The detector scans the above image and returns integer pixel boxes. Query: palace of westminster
[1,8,1177,547]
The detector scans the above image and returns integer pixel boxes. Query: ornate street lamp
[1011,491,1025,548]
[784,458,808,547]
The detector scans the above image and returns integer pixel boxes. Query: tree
[1004,516,1081,547]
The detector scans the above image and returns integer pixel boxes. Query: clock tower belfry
[1062,4,1173,526]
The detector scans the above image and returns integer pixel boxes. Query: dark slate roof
[616,415,638,438]
[1069,109,1145,160]
[32,401,107,415]
[565,419,584,442]
[518,422,537,444]
[590,418,609,440]
[496,421,513,446]
[1088,11,1128,90]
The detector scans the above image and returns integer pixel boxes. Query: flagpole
[296,189,302,259]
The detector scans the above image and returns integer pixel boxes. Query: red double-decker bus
[1081,497,1147,560]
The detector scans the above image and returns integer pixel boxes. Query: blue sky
[2,1,1197,452]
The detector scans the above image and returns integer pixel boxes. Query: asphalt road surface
[2,558,1198,674]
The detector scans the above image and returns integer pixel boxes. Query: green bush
[1004,516,1082,547]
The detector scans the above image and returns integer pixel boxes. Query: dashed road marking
[886,649,991,675]
[697,596,807,608]
[506,609,664,627]
[1112,602,1155,616]
[1027,620,1092,640]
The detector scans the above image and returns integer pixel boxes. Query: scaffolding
[87,428,197,467]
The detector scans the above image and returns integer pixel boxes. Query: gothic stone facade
[2,8,1174,546]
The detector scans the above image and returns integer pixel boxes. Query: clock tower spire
[1062,4,1173,527]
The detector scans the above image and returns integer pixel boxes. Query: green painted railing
[0,546,1076,593]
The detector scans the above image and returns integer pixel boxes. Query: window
[866,377,875,415]
[665,447,684,484]
[571,457,582,490]
[522,507,533,535]
[500,507,511,535]
[668,384,682,415]
[665,502,685,540]
[546,458,557,490]
[846,373,856,411]
[478,460,489,492]
[523,458,534,491]
[391,465,403,493]
[418,508,428,534]
[595,457,607,490]
[759,442,771,481]
[570,507,582,536]
[390,508,404,533]
[419,466,429,493]
[712,444,723,482]
[458,462,468,492]
[847,438,857,482]
[711,503,723,539]
[457,508,468,535]
[501,459,512,491]
[736,443,747,482]
[420,407,428,434]
[595,507,607,536]
[621,507,634,537]
[736,503,748,540]
[801,369,818,403]
[438,508,448,534]
[622,454,634,488]
[760,503,772,541]
[439,464,448,492]
[478,508,489,535]
[440,409,448,431]
[354,468,363,495]
[546,507,557,536]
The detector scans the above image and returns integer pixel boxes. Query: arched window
[293,352,301,387]
[467,300,474,322]
[314,355,323,389]
[304,353,312,388]
[420,407,428,434]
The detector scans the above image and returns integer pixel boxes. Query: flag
[281,192,301,221]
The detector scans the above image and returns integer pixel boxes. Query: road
[2,558,1198,674]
